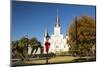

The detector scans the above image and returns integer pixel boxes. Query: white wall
[0,0,99,67]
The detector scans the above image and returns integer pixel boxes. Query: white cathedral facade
[43,12,70,54]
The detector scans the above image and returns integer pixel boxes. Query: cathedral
[43,11,70,54]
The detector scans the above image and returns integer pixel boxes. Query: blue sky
[12,1,96,44]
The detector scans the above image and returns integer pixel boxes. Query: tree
[29,37,43,56]
[12,36,29,60]
[19,36,29,47]
[19,36,29,60]
[12,40,25,60]
[12,36,43,59]
[12,40,19,57]
[67,16,96,56]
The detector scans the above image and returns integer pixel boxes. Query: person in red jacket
[45,34,50,54]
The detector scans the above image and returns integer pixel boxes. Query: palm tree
[12,40,19,57]
[19,36,29,60]
[29,37,43,57]
[12,40,25,61]
[12,36,30,61]
[12,36,44,59]
[29,37,38,56]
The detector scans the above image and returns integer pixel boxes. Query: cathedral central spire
[55,9,60,27]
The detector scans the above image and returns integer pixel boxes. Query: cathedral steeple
[55,9,60,27]
[54,9,61,35]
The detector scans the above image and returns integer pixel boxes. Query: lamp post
[45,34,50,64]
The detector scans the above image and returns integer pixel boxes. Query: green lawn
[48,56,79,63]
[12,56,95,66]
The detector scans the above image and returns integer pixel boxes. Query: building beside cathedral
[43,11,70,54]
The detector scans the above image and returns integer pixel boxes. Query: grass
[48,56,78,63]
[12,56,95,66]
